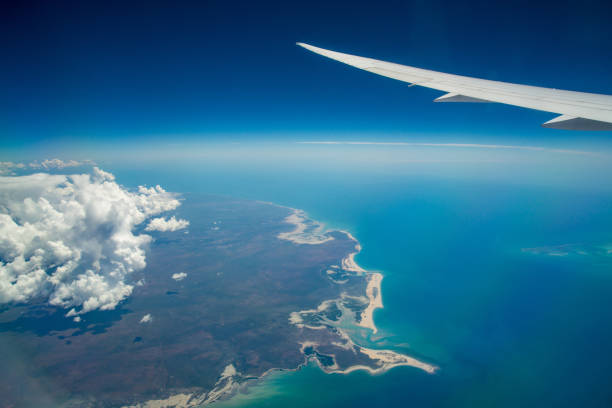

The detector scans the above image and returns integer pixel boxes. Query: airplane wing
[297,43,612,130]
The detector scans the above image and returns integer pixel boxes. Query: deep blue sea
[110,144,612,407]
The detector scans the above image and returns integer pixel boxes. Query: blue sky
[1,0,611,154]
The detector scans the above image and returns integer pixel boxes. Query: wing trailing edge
[297,42,612,130]
[542,115,612,131]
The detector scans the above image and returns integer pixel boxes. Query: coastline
[358,272,383,334]
[339,231,367,273]
[275,208,333,245]
[278,207,437,375]
[127,204,436,407]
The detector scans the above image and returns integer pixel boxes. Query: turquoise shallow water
[112,150,612,407]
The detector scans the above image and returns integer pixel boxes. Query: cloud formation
[29,159,92,170]
[171,272,187,281]
[0,167,186,316]
[0,159,94,176]
[140,313,153,323]
[0,162,26,176]
[146,216,189,232]
[297,141,599,156]
[522,243,612,257]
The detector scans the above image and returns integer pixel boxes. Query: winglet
[297,42,338,57]
[296,43,375,69]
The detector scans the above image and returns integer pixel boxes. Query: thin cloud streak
[297,141,601,157]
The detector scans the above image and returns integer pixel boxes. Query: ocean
[110,143,612,407]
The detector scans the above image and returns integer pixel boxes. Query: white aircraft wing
[297,43,612,130]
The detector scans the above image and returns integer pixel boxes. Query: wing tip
[296,42,318,52]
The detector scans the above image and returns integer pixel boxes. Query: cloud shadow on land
[0,303,131,337]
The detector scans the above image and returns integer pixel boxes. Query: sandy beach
[129,206,436,407]
[277,208,333,245]
[322,345,438,375]
[358,272,383,334]
[122,364,241,408]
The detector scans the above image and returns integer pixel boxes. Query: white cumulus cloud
[140,313,152,323]
[171,272,187,281]
[0,162,26,176]
[0,167,187,316]
[145,216,189,232]
[29,158,93,170]
[1,159,94,176]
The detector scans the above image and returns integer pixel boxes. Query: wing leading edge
[297,43,612,130]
